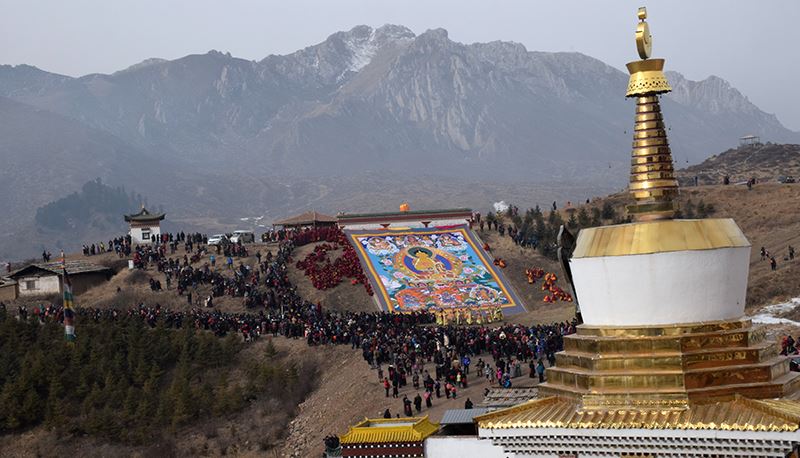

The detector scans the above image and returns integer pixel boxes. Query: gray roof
[440,408,492,425]
[9,260,113,278]
[124,206,165,222]
[480,387,539,408]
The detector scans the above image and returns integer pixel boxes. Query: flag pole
[61,250,76,342]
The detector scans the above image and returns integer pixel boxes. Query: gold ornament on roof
[625,7,678,221]
[635,7,652,59]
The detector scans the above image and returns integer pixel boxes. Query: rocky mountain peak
[666,71,760,116]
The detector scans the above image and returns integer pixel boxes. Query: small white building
[124,207,165,244]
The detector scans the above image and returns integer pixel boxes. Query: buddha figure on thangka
[348,227,524,314]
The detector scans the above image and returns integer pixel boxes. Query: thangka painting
[346,226,526,314]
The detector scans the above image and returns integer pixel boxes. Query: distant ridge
[0,25,798,259]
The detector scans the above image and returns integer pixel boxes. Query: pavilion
[273,210,337,229]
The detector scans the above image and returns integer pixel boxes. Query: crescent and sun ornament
[635,6,652,59]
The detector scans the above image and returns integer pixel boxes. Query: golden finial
[624,7,679,221]
[635,7,652,59]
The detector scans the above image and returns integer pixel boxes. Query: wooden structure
[0,277,17,302]
[339,416,438,458]
[273,211,337,229]
[8,260,113,296]
[740,134,762,146]
[124,206,165,244]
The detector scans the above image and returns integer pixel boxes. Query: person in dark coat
[403,395,413,417]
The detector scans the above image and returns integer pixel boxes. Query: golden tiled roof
[339,416,439,444]
[572,218,750,258]
[475,396,800,432]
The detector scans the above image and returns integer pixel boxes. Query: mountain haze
[0,24,797,259]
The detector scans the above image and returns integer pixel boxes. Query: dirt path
[280,347,538,458]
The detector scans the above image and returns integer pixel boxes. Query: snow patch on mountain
[343,25,415,74]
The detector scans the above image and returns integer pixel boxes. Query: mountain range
[1,24,798,260]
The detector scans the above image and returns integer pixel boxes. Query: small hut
[9,260,113,296]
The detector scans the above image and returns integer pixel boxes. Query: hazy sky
[1,0,798,129]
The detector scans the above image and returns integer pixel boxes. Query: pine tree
[577,207,591,228]
[44,376,67,428]
[567,213,578,230]
[601,202,616,221]
[590,207,602,227]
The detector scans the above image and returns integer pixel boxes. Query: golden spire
[625,7,679,221]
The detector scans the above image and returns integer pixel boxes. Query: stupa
[473,8,800,457]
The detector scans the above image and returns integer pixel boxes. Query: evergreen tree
[577,207,591,228]
[601,202,616,221]
[590,207,602,227]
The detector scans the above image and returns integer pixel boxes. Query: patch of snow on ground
[752,297,800,326]
[493,201,509,213]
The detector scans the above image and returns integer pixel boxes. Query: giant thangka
[347,226,526,314]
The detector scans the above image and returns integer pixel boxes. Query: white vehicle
[230,230,255,244]
[207,234,229,246]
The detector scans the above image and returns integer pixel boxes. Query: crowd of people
[2,223,585,422]
[293,229,373,295]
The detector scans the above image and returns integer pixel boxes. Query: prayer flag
[62,252,76,342]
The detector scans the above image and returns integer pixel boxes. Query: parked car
[207,234,229,246]
[779,175,796,184]
[230,230,254,244]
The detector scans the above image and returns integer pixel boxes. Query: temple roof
[338,208,472,220]
[475,396,800,432]
[273,210,336,227]
[124,207,165,222]
[339,416,439,444]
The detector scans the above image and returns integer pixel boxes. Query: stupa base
[540,318,800,409]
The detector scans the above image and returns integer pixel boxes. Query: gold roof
[339,416,439,444]
[572,218,750,258]
[475,396,800,432]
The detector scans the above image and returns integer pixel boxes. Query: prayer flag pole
[61,250,76,342]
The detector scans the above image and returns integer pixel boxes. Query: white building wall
[17,275,60,296]
[130,224,161,244]
[570,246,750,326]
[479,426,800,457]
[425,436,507,458]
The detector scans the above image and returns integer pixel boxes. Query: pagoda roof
[475,396,800,432]
[339,416,439,444]
[273,210,336,227]
[124,207,165,222]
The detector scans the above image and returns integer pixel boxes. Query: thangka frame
[346,225,526,314]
